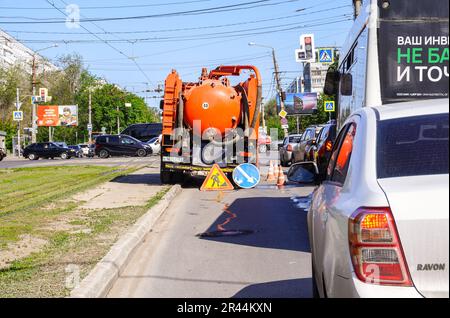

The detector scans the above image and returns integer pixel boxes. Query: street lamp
[248,42,288,137]
[29,44,58,143]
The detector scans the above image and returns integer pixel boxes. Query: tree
[0,64,31,150]
[35,55,159,145]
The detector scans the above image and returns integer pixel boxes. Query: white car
[145,135,161,155]
[288,99,449,298]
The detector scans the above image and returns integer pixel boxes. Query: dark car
[68,145,83,158]
[23,142,76,160]
[292,125,325,163]
[312,121,337,177]
[95,134,151,158]
[121,123,162,143]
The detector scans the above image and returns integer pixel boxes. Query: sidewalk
[73,166,162,209]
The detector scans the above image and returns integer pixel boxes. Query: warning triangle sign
[200,164,234,191]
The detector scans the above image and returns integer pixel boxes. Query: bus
[325,0,449,128]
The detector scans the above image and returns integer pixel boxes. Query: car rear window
[377,113,449,179]
[289,136,302,143]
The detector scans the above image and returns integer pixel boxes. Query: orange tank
[183,79,242,136]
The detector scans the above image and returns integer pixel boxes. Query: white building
[0,29,58,73]
[308,62,329,94]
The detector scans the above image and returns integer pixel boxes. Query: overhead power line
[1,5,352,35]
[0,0,301,24]
[10,18,352,43]
[45,0,153,85]
[0,0,213,10]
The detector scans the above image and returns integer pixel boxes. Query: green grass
[0,166,138,246]
[0,166,135,217]
[0,177,171,298]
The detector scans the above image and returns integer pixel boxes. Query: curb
[70,184,182,298]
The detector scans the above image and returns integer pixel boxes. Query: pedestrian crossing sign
[318,48,334,64]
[324,101,335,112]
[201,164,234,191]
[13,111,23,121]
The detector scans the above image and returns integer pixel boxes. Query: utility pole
[31,55,37,144]
[271,48,288,138]
[16,88,21,157]
[117,104,120,135]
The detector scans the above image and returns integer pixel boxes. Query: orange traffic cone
[277,165,286,188]
[267,160,276,182]
[273,163,280,180]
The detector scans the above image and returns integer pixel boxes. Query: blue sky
[0,0,353,108]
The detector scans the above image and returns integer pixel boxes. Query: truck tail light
[348,207,412,286]
[287,144,293,152]
[325,140,333,151]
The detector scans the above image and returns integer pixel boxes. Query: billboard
[277,93,318,115]
[377,0,449,103]
[37,105,78,127]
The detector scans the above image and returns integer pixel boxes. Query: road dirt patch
[0,235,48,270]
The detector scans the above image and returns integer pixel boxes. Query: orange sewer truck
[160,65,262,184]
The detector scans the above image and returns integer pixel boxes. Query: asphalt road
[107,180,314,298]
[0,155,160,169]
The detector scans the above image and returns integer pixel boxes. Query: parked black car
[121,123,162,143]
[23,142,76,160]
[312,121,337,177]
[68,145,83,158]
[0,147,6,161]
[95,134,151,158]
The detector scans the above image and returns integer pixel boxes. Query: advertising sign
[377,0,449,103]
[37,105,78,127]
[277,93,318,115]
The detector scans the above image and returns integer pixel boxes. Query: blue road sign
[318,48,334,64]
[324,101,335,112]
[13,111,23,121]
[232,163,261,189]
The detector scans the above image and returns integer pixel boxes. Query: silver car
[289,99,449,298]
[279,134,302,167]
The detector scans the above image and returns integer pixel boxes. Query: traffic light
[299,34,315,63]
[304,36,313,60]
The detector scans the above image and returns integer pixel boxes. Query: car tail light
[349,207,412,286]
[287,144,293,152]
[325,140,333,152]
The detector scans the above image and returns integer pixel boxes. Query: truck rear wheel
[161,170,185,185]
[160,170,174,185]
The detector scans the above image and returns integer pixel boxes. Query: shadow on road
[232,278,313,298]
[111,173,162,185]
[198,197,311,253]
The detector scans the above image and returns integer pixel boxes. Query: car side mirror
[287,162,320,185]
[324,70,340,96]
[340,73,353,96]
